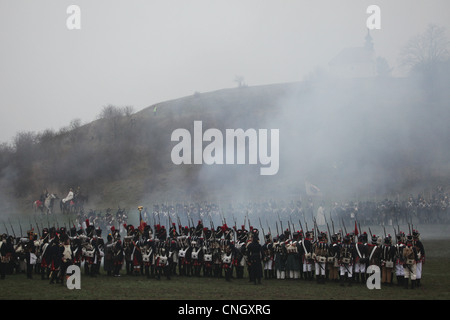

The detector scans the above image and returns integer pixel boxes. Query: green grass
[1,239,449,301]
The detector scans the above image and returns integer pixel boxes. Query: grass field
[1,239,449,302]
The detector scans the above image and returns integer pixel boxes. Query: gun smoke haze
[1,1,450,240]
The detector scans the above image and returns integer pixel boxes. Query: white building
[329,30,376,79]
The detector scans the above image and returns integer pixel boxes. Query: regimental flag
[305,181,322,197]
[138,207,145,233]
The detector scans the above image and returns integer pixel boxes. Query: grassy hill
[1,75,450,215]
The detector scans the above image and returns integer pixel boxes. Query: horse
[33,194,58,214]
[44,193,58,214]
[60,194,88,214]
[60,198,73,214]
[32,200,44,213]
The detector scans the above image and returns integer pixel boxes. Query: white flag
[305,181,322,197]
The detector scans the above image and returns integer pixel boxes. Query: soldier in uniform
[413,229,425,287]
[25,230,38,279]
[212,239,222,278]
[273,235,287,280]
[178,236,192,277]
[202,229,214,277]
[112,235,124,277]
[155,244,171,280]
[123,224,135,275]
[71,229,83,269]
[262,233,274,280]
[354,232,368,284]
[313,232,328,284]
[39,228,51,280]
[234,239,246,279]
[246,230,264,285]
[104,233,114,276]
[93,227,105,276]
[403,234,418,289]
[367,235,382,280]
[60,232,73,285]
[380,236,395,286]
[300,231,314,281]
[338,234,354,286]
[1,234,14,280]
[394,231,406,286]
[190,237,203,277]
[82,222,98,277]
[327,233,340,283]
[131,236,143,276]
[284,230,300,280]
[142,238,155,279]
[168,238,179,277]
[48,234,63,284]
[221,243,234,282]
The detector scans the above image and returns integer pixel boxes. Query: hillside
[1,75,450,214]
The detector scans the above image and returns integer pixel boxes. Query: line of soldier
[1,215,425,290]
[267,226,425,289]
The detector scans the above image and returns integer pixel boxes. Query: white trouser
[264,260,273,270]
[416,261,422,279]
[354,262,366,273]
[315,263,326,276]
[395,263,404,276]
[404,263,417,280]
[340,265,353,277]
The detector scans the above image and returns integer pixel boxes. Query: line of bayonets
[235,209,417,246]
[1,213,92,241]
[2,206,417,247]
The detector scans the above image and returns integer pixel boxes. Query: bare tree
[234,75,247,88]
[400,24,450,73]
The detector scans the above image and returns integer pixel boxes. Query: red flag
[354,221,359,236]
[138,211,145,233]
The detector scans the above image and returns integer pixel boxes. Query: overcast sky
[0,0,449,144]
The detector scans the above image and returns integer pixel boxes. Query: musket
[383,225,387,238]
[19,220,23,237]
[275,221,279,237]
[8,219,16,238]
[289,216,296,233]
[287,220,292,240]
[368,227,373,238]
[393,227,397,244]
[266,220,272,239]
[298,219,304,235]
[2,221,9,235]
[259,217,266,241]
[152,210,156,228]
[313,217,320,237]
[278,212,283,234]
[326,222,332,243]
[341,218,347,235]
[246,210,251,231]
